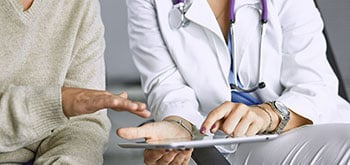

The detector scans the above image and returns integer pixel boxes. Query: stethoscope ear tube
[261,0,268,23]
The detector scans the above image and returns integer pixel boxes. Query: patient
[0,0,149,164]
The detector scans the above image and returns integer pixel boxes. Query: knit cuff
[26,86,68,136]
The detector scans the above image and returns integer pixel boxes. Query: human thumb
[117,126,150,140]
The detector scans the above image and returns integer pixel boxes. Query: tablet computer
[118,134,278,149]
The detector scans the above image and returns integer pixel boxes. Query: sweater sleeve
[49,0,111,161]
[0,0,110,154]
[0,85,68,152]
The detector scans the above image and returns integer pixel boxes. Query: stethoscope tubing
[174,0,185,3]
[230,0,268,23]
[229,0,268,93]
[169,0,268,93]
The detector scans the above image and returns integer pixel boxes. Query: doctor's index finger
[201,102,235,131]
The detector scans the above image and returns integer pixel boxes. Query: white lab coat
[127,0,350,128]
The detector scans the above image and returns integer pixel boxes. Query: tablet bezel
[118,134,278,149]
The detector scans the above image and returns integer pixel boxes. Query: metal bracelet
[254,105,272,134]
[165,119,194,138]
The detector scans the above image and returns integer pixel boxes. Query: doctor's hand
[61,87,150,118]
[201,102,278,137]
[117,117,193,165]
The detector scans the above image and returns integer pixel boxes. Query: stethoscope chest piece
[168,4,185,29]
[169,0,191,29]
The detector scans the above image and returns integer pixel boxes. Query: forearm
[259,103,312,133]
[285,110,313,131]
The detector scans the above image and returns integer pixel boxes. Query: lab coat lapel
[153,0,230,85]
[153,0,224,41]
[185,0,231,82]
[185,0,225,43]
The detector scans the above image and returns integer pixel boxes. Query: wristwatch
[266,101,290,134]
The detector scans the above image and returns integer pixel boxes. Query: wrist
[253,105,272,133]
[265,101,290,134]
[260,103,280,132]
[164,116,194,138]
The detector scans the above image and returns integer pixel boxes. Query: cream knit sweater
[0,0,111,164]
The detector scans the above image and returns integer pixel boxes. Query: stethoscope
[229,0,267,93]
[168,0,191,29]
[169,0,268,93]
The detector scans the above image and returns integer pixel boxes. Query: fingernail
[200,127,206,134]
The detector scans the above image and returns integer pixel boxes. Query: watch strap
[266,101,290,134]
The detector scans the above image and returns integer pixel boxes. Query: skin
[201,102,312,136]
[118,103,311,164]
[118,0,313,164]
[202,0,312,135]
[208,0,230,41]
[18,0,151,119]
[117,116,193,165]
[20,0,34,11]
[62,87,150,118]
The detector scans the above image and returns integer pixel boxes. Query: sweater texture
[0,0,111,164]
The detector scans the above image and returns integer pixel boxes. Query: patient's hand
[61,87,150,118]
[117,118,193,165]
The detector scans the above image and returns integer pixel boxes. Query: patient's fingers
[117,121,165,140]
[117,126,151,140]
[100,92,150,118]
[144,149,165,165]
[171,149,193,165]
[156,151,178,164]
[61,87,150,118]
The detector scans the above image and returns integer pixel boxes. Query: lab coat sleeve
[126,0,204,127]
[275,0,340,123]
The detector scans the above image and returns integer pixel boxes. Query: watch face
[275,101,289,116]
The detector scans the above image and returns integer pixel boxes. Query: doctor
[118,0,350,164]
